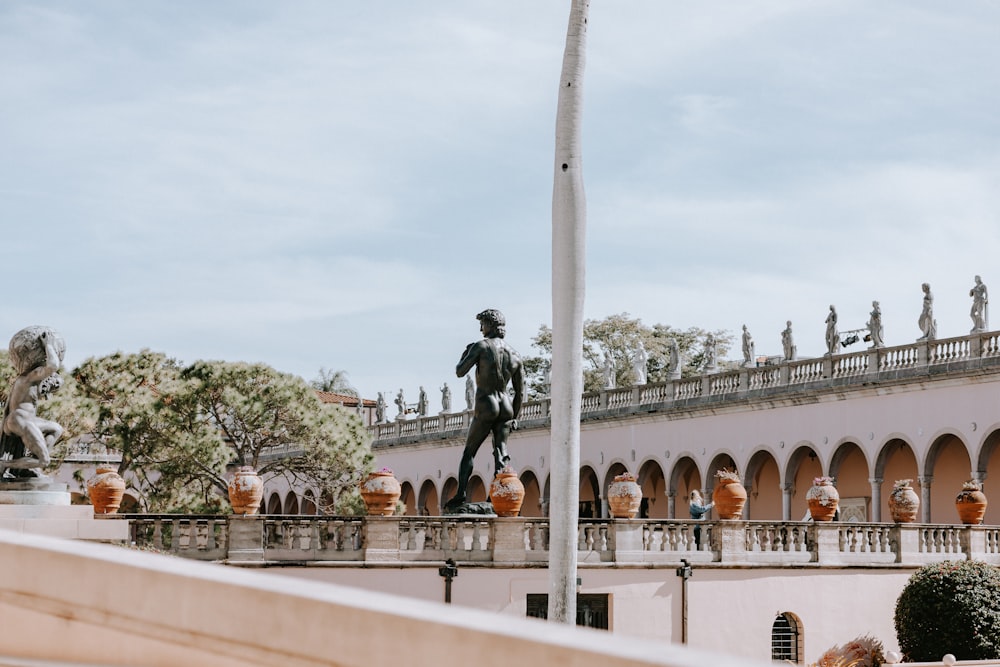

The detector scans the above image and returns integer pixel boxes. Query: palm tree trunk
[548,0,589,624]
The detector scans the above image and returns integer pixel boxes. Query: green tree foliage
[524,313,733,395]
[72,351,232,512]
[311,367,358,396]
[894,560,1000,661]
[179,361,373,513]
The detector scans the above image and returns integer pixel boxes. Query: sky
[3,1,1000,405]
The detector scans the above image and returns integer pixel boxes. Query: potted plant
[955,479,988,525]
[228,466,264,515]
[86,465,127,514]
[489,465,525,517]
[888,479,920,523]
[806,476,839,521]
[359,467,402,516]
[712,468,747,520]
[607,472,642,518]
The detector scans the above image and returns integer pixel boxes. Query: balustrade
[369,332,1000,445]
[117,515,1000,568]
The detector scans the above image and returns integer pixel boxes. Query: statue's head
[476,309,506,338]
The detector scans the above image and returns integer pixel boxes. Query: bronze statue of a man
[445,309,524,510]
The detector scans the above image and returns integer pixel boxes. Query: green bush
[894,560,1000,661]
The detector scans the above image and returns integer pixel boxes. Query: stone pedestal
[0,480,129,542]
[227,515,265,562]
[0,479,71,506]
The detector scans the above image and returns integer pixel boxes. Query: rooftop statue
[465,375,475,411]
[666,338,682,380]
[703,334,718,374]
[867,301,885,348]
[781,320,797,361]
[440,383,451,414]
[741,325,755,367]
[917,283,937,341]
[417,386,428,417]
[970,275,989,333]
[632,341,648,386]
[602,353,615,389]
[0,326,66,479]
[444,309,524,512]
[375,392,386,423]
[394,388,405,420]
[825,305,839,356]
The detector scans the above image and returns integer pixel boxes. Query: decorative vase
[86,465,126,514]
[360,469,402,516]
[489,467,525,517]
[955,481,988,525]
[806,477,840,522]
[228,466,264,516]
[888,480,920,523]
[713,475,747,520]
[607,473,642,519]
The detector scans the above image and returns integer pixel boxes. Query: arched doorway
[266,492,282,515]
[830,441,871,522]
[637,459,667,519]
[468,476,487,503]
[399,482,416,516]
[876,438,919,523]
[519,470,543,517]
[418,479,440,516]
[786,445,822,521]
[579,466,600,518]
[283,492,299,515]
[302,490,317,515]
[746,449,781,520]
[668,456,703,520]
[925,433,972,523]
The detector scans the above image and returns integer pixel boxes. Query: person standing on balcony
[444,309,524,511]
[689,490,714,548]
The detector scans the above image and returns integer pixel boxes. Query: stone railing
[119,515,1000,568]
[369,331,1000,444]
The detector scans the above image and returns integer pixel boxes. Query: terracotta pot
[87,465,126,514]
[713,477,747,520]
[607,474,642,519]
[956,484,988,525]
[806,479,840,522]
[489,469,525,517]
[888,482,920,523]
[228,466,264,515]
[360,470,402,516]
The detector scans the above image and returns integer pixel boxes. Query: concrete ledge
[0,529,769,667]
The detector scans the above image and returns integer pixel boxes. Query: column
[918,476,933,523]
[869,477,883,522]
[667,492,676,520]
[782,483,793,521]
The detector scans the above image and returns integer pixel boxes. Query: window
[771,612,802,663]
[526,594,609,630]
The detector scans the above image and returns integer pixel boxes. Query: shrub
[894,560,1000,661]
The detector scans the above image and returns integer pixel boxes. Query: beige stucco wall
[265,563,914,663]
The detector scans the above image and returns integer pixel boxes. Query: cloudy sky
[3,1,999,404]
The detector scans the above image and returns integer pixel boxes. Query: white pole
[548,0,589,624]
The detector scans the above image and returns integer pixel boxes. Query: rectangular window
[526,594,609,630]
